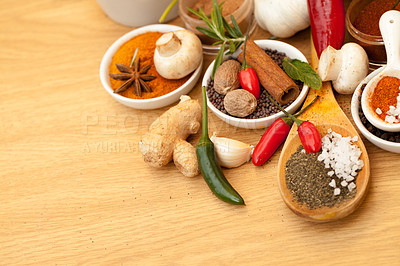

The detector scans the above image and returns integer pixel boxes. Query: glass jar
[179,0,256,54]
[346,0,387,68]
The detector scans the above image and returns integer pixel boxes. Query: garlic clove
[210,134,253,168]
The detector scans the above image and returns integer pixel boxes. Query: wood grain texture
[0,0,399,264]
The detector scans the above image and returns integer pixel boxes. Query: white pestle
[361,10,400,132]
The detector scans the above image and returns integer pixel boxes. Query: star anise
[109,58,156,96]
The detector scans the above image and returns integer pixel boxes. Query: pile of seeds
[359,84,400,143]
[206,49,303,119]
[285,146,356,210]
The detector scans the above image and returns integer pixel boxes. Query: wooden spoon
[277,42,371,223]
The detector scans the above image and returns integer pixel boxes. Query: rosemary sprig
[188,0,245,79]
[394,0,400,8]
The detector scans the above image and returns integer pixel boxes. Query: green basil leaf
[282,57,322,90]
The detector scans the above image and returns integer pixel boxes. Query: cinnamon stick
[237,40,299,105]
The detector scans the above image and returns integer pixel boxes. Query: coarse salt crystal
[384,93,400,123]
[376,108,382,115]
[385,115,398,123]
[329,179,336,188]
[334,188,341,196]
[301,149,306,153]
[317,129,363,195]
[348,182,356,192]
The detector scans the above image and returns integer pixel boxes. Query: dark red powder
[353,0,400,36]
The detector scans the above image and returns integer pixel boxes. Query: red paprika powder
[370,76,400,121]
[350,0,400,63]
[353,0,400,36]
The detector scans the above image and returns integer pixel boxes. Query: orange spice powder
[370,76,400,121]
[109,32,191,99]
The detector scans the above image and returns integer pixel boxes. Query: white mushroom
[318,43,369,94]
[154,30,203,79]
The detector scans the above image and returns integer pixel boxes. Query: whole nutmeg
[213,60,241,95]
[224,89,257,117]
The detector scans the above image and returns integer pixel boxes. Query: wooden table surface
[1,0,399,264]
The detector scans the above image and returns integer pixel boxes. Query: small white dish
[100,24,202,110]
[96,0,179,27]
[202,40,309,129]
[361,10,400,132]
[351,67,400,153]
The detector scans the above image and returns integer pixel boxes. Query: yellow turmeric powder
[109,32,191,99]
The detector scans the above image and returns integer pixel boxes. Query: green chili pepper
[196,86,245,205]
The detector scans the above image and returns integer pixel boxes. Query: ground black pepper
[206,49,303,119]
[359,84,400,143]
[285,146,356,210]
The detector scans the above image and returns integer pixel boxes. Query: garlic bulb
[210,134,253,168]
[254,0,310,38]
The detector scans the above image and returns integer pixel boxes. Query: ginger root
[139,95,201,177]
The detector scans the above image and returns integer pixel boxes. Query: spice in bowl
[179,0,254,49]
[347,0,400,64]
[370,76,400,123]
[285,129,364,209]
[189,0,244,19]
[206,48,303,119]
[353,0,400,37]
[109,32,191,99]
[359,84,400,142]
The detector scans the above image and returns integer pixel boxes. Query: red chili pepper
[239,67,260,99]
[239,27,260,99]
[252,117,292,166]
[307,0,346,57]
[298,121,322,153]
[252,96,320,166]
[264,91,322,151]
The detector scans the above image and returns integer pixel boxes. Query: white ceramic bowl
[351,67,400,153]
[202,40,309,129]
[100,24,203,110]
[97,0,179,27]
